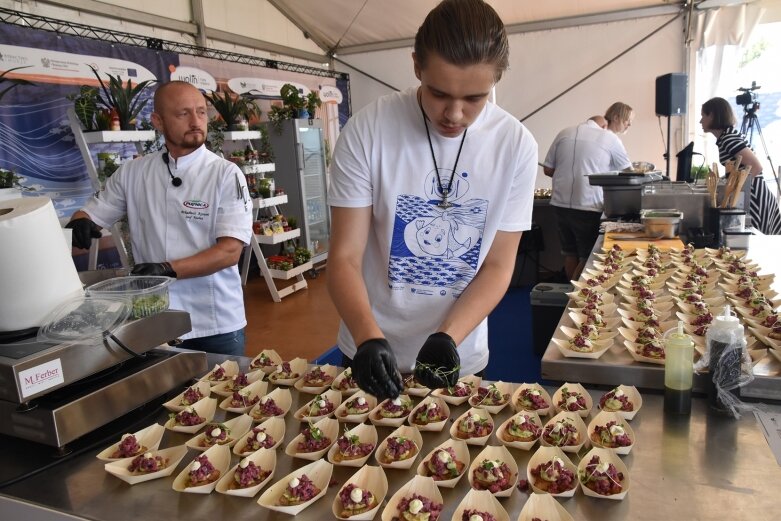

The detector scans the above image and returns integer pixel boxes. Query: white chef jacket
[543,120,631,213]
[84,145,253,339]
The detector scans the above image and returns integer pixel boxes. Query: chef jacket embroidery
[181,199,211,222]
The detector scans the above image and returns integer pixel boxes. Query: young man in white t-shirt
[327,0,538,399]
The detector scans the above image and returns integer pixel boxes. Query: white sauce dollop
[408,499,423,514]
[350,487,364,503]
[289,477,300,488]
[210,428,222,437]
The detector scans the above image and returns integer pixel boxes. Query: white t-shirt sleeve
[499,126,538,232]
[329,113,374,208]
[83,166,128,229]
[541,131,562,169]
[609,136,632,171]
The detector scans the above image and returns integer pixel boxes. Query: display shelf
[223,130,261,141]
[253,194,288,209]
[82,130,156,144]
[267,261,313,280]
[254,228,300,245]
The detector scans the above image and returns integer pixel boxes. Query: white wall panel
[98,0,192,22]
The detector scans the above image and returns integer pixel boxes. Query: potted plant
[0,167,34,192]
[280,83,306,117]
[257,126,275,164]
[293,247,312,267]
[203,90,260,131]
[89,66,155,130]
[305,91,322,121]
[66,86,101,131]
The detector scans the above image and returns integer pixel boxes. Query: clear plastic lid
[37,294,131,344]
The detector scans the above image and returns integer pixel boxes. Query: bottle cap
[714,304,739,324]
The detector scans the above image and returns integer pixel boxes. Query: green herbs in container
[86,276,174,319]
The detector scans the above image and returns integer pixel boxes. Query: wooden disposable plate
[430,375,481,406]
[466,381,513,414]
[617,307,671,323]
[510,383,552,416]
[539,411,588,454]
[284,416,339,461]
[294,364,339,395]
[577,447,631,500]
[327,422,378,467]
[249,387,293,422]
[518,492,574,521]
[233,416,286,456]
[449,407,494,446]
[332,367,360,395]
[467,445,518,497]
[199,360,240,386]
[569,302,618,316]
[211,370,265,398]
[257,459,333,515]
[565,290,615,305]
[335,391,378,423]
[248,349,283,374]
[568,311,621,331]
[402,375,432,397]
[551,382,593,417]
[749,327,781,350]
[587,411,635,455]
[162,381,213,412]
[218,379,268,414]
[381,475,443,521]
[374,425,424,470]
[595,385,642,421]
[186,414,253,451]
[550,336,612,360]
[624,340,666,365]
[620,317,676,332]
[450,489,510,521]
[407,395,450,432]
[293,389,342,421]
[560,325,619,342]
[96,423,165,461]
[622,293,673,305]
[526,446,579,497]
[619,300,675,313]
[496,410,543,451]
[172,443,231,494]
[163,397,217,434]
[266,357,308,386]
[332,465,388,521]
[416,438,470,488]
[215,447,276,497]
[104,445,189,485]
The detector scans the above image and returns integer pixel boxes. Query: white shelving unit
[240,192,312,302]
[67,107,155,269]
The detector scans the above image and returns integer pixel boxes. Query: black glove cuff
[357,337,390,351]
[161,261,178,278]
[427,332,457,348]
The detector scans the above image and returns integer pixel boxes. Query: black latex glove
[414,332,460,389]
[65,217,102,250]
[352,338,403,400]
[131,262,177,278]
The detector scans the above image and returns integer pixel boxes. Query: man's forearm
[327,260,383,346]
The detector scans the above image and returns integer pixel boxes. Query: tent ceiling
[270,0,688,55]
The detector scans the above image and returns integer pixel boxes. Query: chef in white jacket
[66,81,253,355]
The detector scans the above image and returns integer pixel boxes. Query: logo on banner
[319,85,342,104]
[171,66,217,92]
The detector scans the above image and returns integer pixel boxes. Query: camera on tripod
[736,81,760,113]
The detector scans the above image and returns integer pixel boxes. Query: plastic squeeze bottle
[704,305,745,414]
[664,321,694,415]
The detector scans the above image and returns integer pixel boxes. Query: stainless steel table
[1,354,780,521]
[542,234,781,400]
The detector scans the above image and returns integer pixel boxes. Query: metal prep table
[2,352,781,521]
[541,234,781,400]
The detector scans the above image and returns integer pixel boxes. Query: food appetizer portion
[512,384,552,415]
[333,367,360,394]
[228,458,272,491]
[598,385,642,420]
[471,458,514,494]
[371,395,415,426]
[257,459,332,514]
[249,350,279,372]
[329,423,378,465]
[110,433,147,459]
[552,384,592,417]
[179,385,206,406]
[332,464,388,520]
[403,375,431,397]
[393,494,443,521]
[285,417,339,460]
[578,451,629,499]
[128,451,169,474]
[249,388,292,422]
[409,397,449,431]
[417,440,470,487]
[295,364,339,394]
[376,425,423,469]
[431,375,480,405]
[452,409,494,442]
[540,412,587,453]
[500,413,541,445]
[104,445,188,485]
[267,357,307,385]
[185,454,222,488]
[239,425,276,453]
[337,483,378,518]
[97,424,165,462]
[201,361,237,383]
[200,422,232,447]
[278,474,321,505]
[468,382,511,410]
[528,454,578,496]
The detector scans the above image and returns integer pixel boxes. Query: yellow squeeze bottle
[664,321,694,415]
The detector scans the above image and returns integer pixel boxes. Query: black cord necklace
[418,92,467,208]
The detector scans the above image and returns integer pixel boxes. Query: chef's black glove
[65,217,102,250]
[131,262,177,278]
[352,338,403,400]
[414,332,460,389]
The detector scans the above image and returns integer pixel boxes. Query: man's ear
[412,52,421,81]
[150,112,163,132]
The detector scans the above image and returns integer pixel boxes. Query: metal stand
[740,108,780,198]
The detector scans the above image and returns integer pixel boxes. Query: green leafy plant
[305,91,322,118]
[293,247,312,266]
[97,152,120,184]
[67,85,101,131]
[691,164,710,180]
[0,167,34,191]
[286,216,297,229]
[0,66,34,103]
[258,126,275,163]
[280,83,305,112]
[138,118,164,154]
[207,116,226,156]
[89,66,156,130]
[203,90,260,130]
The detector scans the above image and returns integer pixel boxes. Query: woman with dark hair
[327,0,538,398]
[701,97,781,235]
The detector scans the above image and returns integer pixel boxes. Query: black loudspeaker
[655,73,688,116]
